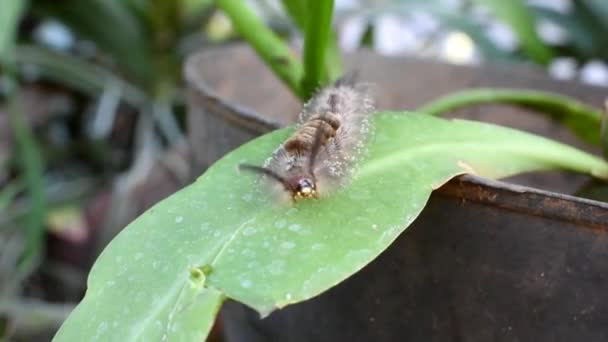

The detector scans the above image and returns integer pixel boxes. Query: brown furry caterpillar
[240,77,375,202]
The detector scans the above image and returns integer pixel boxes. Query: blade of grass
[301,0,335,99]
[0,179,24,215]
[1,0,45,270]
[0,0,27,60]
[5,78,46,268]
[215,0,304,98]
[15,44,147,107]
[417,88,601,146]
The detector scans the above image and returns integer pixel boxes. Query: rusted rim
[439,175,608,229]
[184,49,608,228]
[184,49,281,134]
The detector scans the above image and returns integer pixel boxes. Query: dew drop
[311,243,324,251]
[267,260,285,275]
[281,241,295,249]
[241,279,253,288]
[175,216,184,223]
[288,224,301,232]
[242,226,257,236]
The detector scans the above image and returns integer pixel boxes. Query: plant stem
[417,88,602,146]
[280,0,342,83]
[215,0,304,98]
[301,0,335,99]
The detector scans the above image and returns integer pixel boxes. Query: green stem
[322,30,342,82]
[280,0,341,84]
[301,0,335,99]
[215,0,304,98]
[417,88,602,146]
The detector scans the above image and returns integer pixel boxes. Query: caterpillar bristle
[243,76,376,202]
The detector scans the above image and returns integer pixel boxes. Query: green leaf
[469,0,554,64]
[280,0,307,29]
[417,88,602,146]
[0,179,24,216]
[7,82,46,267]
[54,112,608,341]
[530,6,597,58]
[0,0,27,62]
[15,45,147,107]
[572,0,608,59]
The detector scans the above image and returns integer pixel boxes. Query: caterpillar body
[240,77,375,202]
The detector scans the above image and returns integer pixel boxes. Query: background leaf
[0,0,26,61]
[530,6,597,59]
[54,112,608,341]
[469,0,554,64]
[7,83,46,269]
[33,0,153,87]
[15,45,147,107]
[416,88,602,146]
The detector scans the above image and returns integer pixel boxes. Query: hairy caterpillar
[240,76,375,202]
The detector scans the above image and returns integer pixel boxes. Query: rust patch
[436,175,608,231]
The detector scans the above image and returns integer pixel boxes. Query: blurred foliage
[1,0,215,339]
[342,0,608,67]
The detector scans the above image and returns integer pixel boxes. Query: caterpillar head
[239,164,318,202]
[289,177,317,200]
